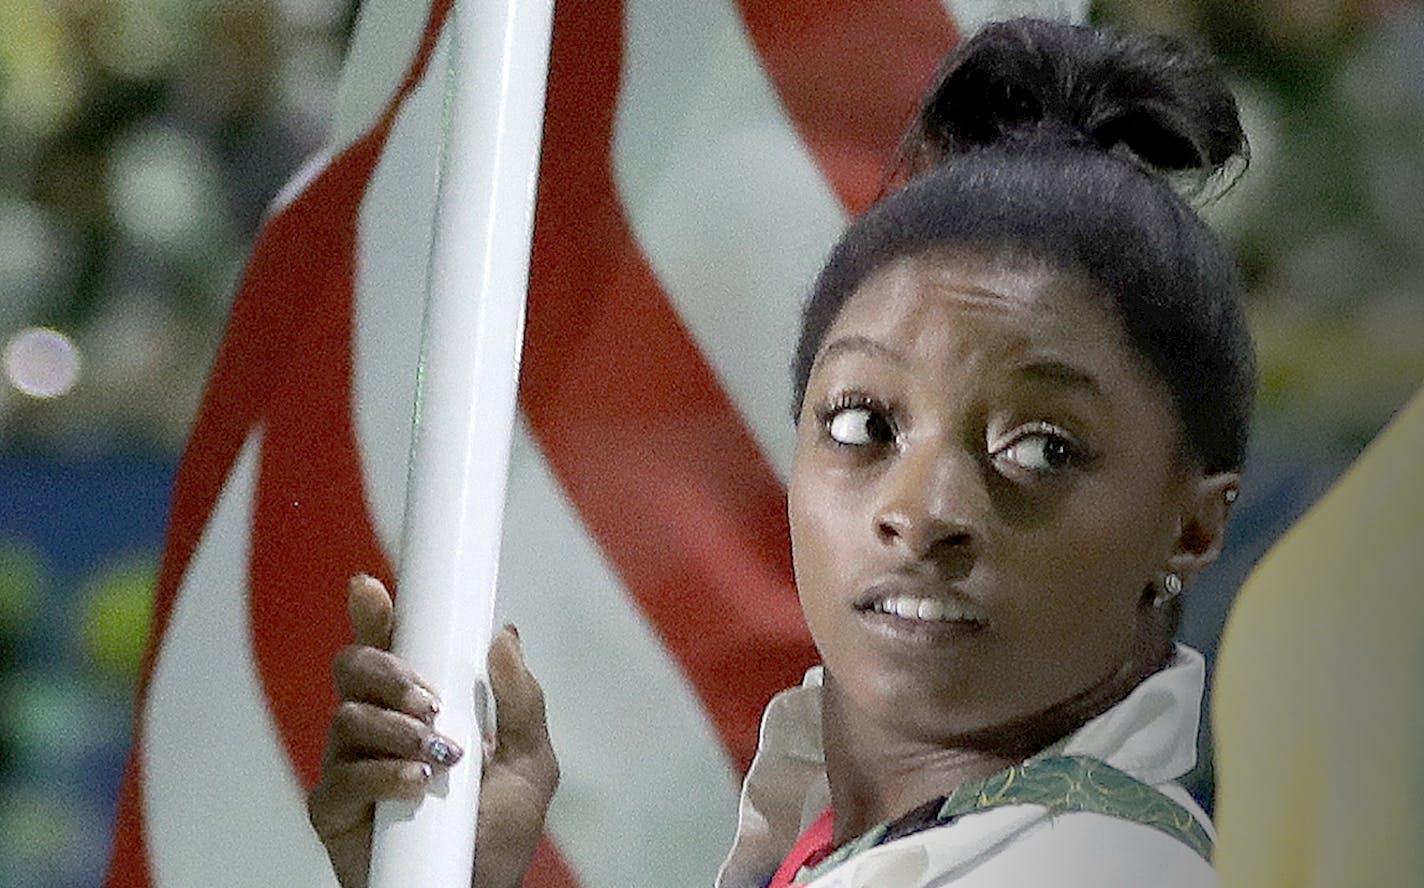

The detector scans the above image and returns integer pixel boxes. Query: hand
[307,575,559,888]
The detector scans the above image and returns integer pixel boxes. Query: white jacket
[717,645,1216,888]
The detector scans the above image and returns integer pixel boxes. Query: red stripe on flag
[525,842,584,888]
[103,107,391,888]
[107,1,582,885]
[106,1,448,881]
[735,0,958,214]
[521,0,819,773]
[101,102,396,888]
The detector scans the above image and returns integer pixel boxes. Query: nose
[873,444,981,558]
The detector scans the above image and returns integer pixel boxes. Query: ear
[1165,472,1239,581]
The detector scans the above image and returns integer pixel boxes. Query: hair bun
[900,18,1247,179]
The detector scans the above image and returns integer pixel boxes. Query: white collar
[716,644,1206,888]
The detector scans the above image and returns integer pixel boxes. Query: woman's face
[789,251,1201,742]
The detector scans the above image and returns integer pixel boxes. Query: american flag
[105,1,1086,885]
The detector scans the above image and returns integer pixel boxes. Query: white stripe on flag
[498,425,743,887]
[330,0,436,154]
[943,0,1091,36]
[351,24,448,559]
[142,432,337,888]
[614,0,847,482]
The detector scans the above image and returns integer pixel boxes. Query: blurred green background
[0,0,1419,884]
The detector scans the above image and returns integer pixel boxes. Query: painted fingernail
[417,763,432,782]
[413,686,440,721]
[423,734,463,766]
[505,623,520,639]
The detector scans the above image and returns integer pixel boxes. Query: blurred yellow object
[1214,384,1424,886]
[0,537,43,636]
[0,0,80,137]
[79,556,157,686]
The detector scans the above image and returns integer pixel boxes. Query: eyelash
[815,392,896,448]
[815,396,1092,476]
[989,422,1092,475]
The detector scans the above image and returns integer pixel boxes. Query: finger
[487,626,553,761]
[329,701,464,766]
[308,759,432,838]
[333,644,441,722]
[348,574,394,650]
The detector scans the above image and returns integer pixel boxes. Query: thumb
[348,574,394,650]
[487,626,553,765]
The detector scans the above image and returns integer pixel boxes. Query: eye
[821,399,896,447]
[992,424,1086,474]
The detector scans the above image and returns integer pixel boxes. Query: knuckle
[403,763,433,796]
[402,721,429,758]
[330,649,349,683]
[333,643,362,670]
[526,678,550,717]
[349,643,386,672]
[331,700,366,739]
[381,761,428,800]
[306,784,340,836]
[331,644,367,689]
[536,749,560,791]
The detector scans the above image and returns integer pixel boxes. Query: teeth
[873,596,978,623]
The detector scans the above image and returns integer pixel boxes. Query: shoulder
[960,808,1216,887]
[801,802,1213,888]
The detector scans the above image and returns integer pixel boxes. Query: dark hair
[792,18,1255,476]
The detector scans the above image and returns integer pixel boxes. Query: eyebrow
[816,335,906,365]
[815,339,1104,396]
[1014,360,1102,396]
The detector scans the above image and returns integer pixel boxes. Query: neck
[821,679,1013,843]
[820,644,1170,843]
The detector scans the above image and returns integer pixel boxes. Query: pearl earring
[1154,573,1183,608]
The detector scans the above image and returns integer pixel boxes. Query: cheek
[1042,480,1173,614]
[788,478,832,599]
[998,481,1173,628]
[788,464,859,619]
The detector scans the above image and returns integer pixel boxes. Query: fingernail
[505,623,521,643]
[418,763,432,782]
[413,686,440,721]
[423,734,464,767]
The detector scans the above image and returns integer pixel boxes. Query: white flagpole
[368,0,555,885]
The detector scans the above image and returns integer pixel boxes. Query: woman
[309,18,1252,888]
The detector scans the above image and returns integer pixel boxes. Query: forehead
[822,251,1135,371]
